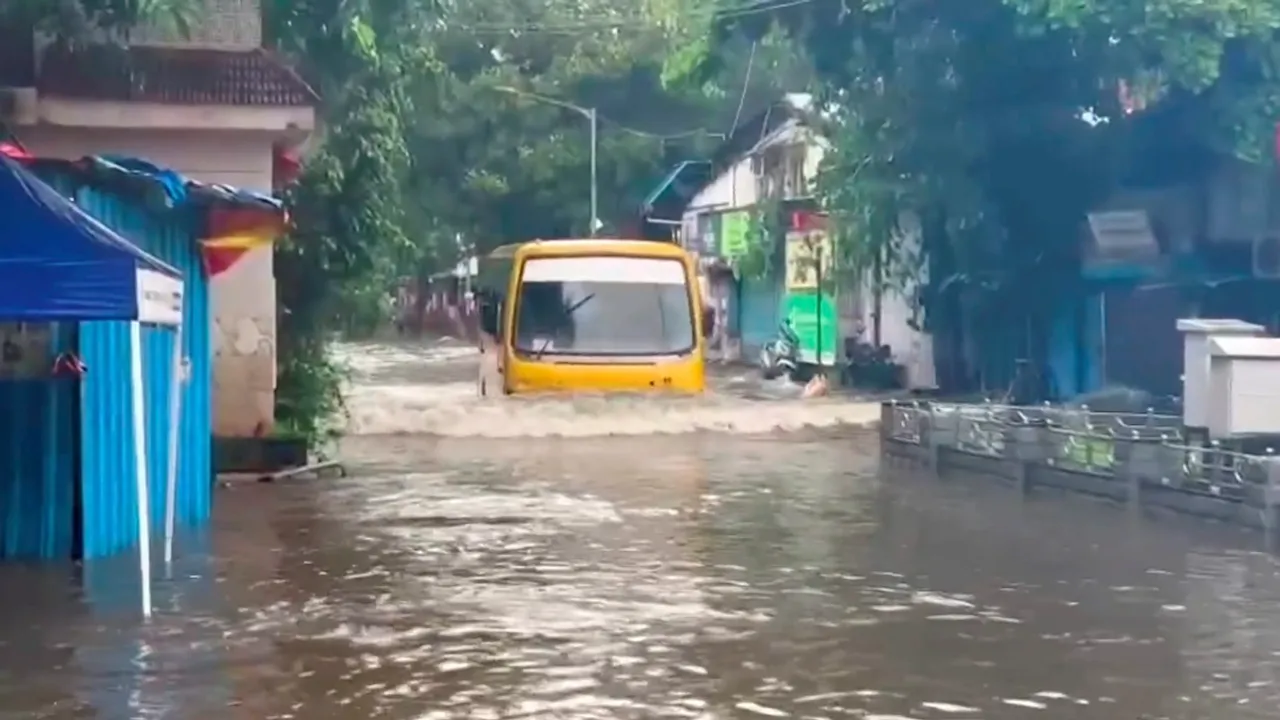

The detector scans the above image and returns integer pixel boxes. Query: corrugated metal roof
[74,187,213,559]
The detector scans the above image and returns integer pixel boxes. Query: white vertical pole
[588,107,598,237]
[163,311,184,568]
[129,321,153,619]
[1098,292,1108,387]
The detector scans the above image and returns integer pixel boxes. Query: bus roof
[485,239,688,260]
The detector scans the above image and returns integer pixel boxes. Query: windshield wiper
[534,293,595,359]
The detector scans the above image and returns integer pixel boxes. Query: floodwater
[3,340,1280,719]
[335,340,882,436]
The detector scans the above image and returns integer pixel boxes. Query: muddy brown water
[334,340,882,436]
[2,341,1280,719]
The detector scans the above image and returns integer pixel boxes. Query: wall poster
[783,211,838,366]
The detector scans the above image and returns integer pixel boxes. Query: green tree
[264,0,741,441]
[401,0,734,259]
[392,0,786,339]
[689,0,1280,385]
[264,0,425,445]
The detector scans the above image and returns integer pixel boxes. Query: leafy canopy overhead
[260,0,768,436]
[691,0,1280,287]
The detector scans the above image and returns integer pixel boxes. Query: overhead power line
[598,114,726,141]
[491,86,728,141]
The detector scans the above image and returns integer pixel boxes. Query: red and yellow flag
[200,206,287,277]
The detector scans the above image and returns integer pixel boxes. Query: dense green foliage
[29,0,1280,424]
[263,0,421,444]
[262,0,761,443]
[683,0,1280,383]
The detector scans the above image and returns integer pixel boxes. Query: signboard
[693,213,718,256]
[135,269,184,326]
[1088,210,1157,253]
[1082,209,1161,280]
[783,211,837,365]
[0,323,52,379]
[785,227,834,290]
[719,210,750,259]
[783,291,838,366]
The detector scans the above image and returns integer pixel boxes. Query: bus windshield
[513,255,695,356]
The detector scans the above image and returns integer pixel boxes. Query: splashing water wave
[334,340,882,437]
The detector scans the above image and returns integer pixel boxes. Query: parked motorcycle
[760,320,806,381]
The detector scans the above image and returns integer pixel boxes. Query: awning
[0,154,182,324]
[642,160,711,217]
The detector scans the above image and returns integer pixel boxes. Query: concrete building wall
[682,136,935,386]
[685,156,756,216]
[23,126,280,436]
[849,214,936,390]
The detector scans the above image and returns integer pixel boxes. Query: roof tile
[38,44,317,107]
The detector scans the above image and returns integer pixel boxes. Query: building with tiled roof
[0,0,317,440]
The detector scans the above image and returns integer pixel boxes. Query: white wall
[679,133,938,386]
[851,213,936,389]
[802,131,825,183]
[685,155,756,216]
[22,126,281,436]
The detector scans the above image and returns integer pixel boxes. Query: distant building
[660,95,934,388]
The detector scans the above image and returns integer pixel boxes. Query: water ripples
[333,340,882,437]
[3,433,1280,718]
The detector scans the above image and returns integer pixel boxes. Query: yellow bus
[475,239,706,395]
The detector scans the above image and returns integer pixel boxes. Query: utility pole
[494,86,599,236]
[588,107,598,237]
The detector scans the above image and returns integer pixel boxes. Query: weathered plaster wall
[23,127,279,436]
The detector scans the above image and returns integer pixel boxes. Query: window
[514,256,695,356]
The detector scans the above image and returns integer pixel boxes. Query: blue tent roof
[0,155,179,322]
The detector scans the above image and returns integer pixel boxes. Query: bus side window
[479,292,501,337]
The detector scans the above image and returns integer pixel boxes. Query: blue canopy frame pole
[163,301,186,569]
[134,268,185,618]
[128,321,153,618]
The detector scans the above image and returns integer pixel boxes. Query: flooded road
[335,340,882,436]
[3,341,1280,719]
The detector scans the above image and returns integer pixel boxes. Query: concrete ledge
[879,399,1280,537]
[213,435,308,474]
[886,436,1270,526]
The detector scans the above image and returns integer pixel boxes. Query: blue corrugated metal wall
[0,323,77,559]
[739,274,783,359]
[75,189,213,559]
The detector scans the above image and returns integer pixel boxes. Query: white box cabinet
[1177,318,1265,429]
[1207,335,1280,438]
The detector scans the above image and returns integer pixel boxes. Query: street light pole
[494,85,598,237]
[588,106,598,237]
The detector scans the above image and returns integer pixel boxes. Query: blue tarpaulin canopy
[0,154,181,323]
